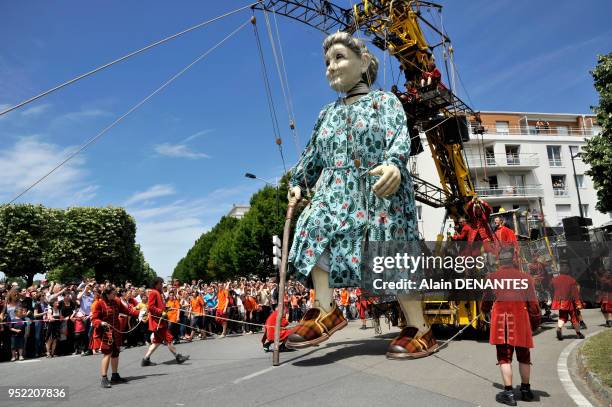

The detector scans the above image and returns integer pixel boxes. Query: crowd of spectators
[0,276,366,363]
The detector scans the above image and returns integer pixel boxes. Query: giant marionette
[286,32,438,358]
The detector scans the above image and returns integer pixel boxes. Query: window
[495,121,509,135]
[581,204,589,218]
[488,176,499,195]
[557,126,569,136]
[556,204,572,220]
[547,145,562,167]
[576,174,585,188]
[485,147,495,166]
[551,175,567,196]
[505,145,520,165]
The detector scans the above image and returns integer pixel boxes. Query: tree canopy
[0,204,155,285]
[173,175,303,281]
[582,52,612,213]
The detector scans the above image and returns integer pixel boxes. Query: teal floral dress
[289,90,419,287]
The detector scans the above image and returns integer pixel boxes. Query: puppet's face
[325,43,367,93]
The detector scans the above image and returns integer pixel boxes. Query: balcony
[469,125,597,138]
[548,158,564,167]
[465,153,539,171]
[553,188,569,197]
[475,185,544,201]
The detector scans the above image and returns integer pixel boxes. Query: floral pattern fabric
[289,90,419,287]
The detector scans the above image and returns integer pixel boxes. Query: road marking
[233,365,284,384]
[16,359,40,364]
[557,331,601,407]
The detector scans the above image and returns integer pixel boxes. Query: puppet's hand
[370,165,401,197]
[287,186,301,206]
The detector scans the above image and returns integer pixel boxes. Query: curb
[576,331,612,406]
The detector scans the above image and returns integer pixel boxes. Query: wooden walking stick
[273,199,297,366]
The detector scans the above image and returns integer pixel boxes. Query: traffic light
[272,235,282,269]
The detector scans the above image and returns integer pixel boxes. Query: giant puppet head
[323,32,379,93]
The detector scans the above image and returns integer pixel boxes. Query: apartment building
[414,111,608,240]
[227,204,250,219]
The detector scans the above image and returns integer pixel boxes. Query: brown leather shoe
[286,307,347,349]
[386,327,438,359]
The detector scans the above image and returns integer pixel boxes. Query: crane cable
[6,20,251,205]
[251,15,288,174]
[268,8,311,195]
[0,2,259,118]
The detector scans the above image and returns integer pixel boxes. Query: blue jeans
[34,320,43,356]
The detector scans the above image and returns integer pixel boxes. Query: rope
[269,8,310,193]
[165,306,270,328]
[0,2,259,118]
[430,312,482,354]
[5,19,251,205]
[251,14,287,173]
[104,319,143,335]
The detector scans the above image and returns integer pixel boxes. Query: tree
[173,216,239,282]
[0,204,58,285]
[45,207,138,282]
[173,174,306,282]
[233,185,286,278]
[582,52,612,213]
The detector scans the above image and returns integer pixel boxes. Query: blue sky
[1,1,610,278]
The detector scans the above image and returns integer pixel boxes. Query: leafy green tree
[45,207,138,282]
[582,52,612,213]
[233,185,286,278]
[173,173,306,282]
[0,204,57,285]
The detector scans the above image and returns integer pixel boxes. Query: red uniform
[481,265,540,364]
[494,225,517,244]
[551,274,581,324]
[91,297,139,357]
[452,223,475,242]
[148,288,173,344]
[466,199,494,243]
[493,224,519,258]
[355,288,368,319]
[261,310,294,346]
[596,271,612,313]
[422,67,442,85]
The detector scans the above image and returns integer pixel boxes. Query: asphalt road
[0,309,607,407]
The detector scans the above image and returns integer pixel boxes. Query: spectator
[166,291,180,344]
[203,286,217,336]
[10,307,26,361]
[45,300,61,358]
[216,282,230,338]
[188,290,205,340]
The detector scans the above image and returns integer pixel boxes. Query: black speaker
[562,216,592,228]
[441,116,469,144]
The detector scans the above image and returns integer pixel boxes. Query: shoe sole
[287,319,348,349]
[386,343,439,360]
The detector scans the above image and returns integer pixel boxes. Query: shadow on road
[290,338,391,366]
[492,383,551,402]
[120,373,168,382]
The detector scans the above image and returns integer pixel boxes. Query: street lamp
[570,151,584,218]
[244,172,280,217]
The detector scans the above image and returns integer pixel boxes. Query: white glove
[287,186,301,206]
[369,165,401,197]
